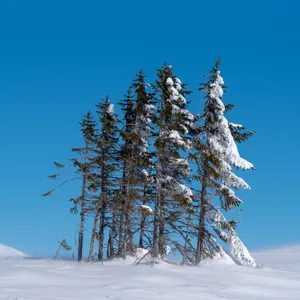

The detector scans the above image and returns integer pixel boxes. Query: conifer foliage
[152,64,194,259]
[192,58,256,266]
[87,97,120,262]
[43,61,256,267]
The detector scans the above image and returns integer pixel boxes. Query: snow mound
[253,245,300,272]
[202,250,236,266]
[0,244,26,259]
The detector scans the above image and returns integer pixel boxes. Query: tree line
[43,59,257,267]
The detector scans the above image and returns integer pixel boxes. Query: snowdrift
[0,244,26,259]
[253,244,300,272]
[0,245,299,299]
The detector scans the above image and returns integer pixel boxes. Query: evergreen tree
[43,62,257,266]
[152,64,195,259]
[71,111,98,261]
[87,97,120,262]
[118,70,155,258]
[43,111,97,261]
[118,88,136,258]
[54,239,72,260]
[193,59,256,266]
[130,70,156,250]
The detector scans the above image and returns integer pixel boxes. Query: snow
[253,245,300,272]
[174,77,182,91]
[219,184,243,206]
[208,209,257,268]
[1,245,300,299]
[139,205,153,213]
[229,232,257,267]
[168,130,191,149]
[209,118,254,171]
[141,169,149,177]
[0,244,26,259]
[173,183,193,203]
[229,122,243,129]
[145,104,156,113]
[179,124,189,134]
[159,175,192,202]
[107,103,115,116]
[219,160,250,189]
[175,83,182,91]
[171,105,194,121]
[135,247,149,258]
[174,77,182,84]
[166,77,174,86]
[207,71,254,171]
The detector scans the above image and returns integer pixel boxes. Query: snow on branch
[206,70,254,171]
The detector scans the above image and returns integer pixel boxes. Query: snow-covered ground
[253,244,300,272]
[0,244,26,259]
[0,244,300,300]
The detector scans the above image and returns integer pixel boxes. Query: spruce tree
[71,111,98,261]
[87,97,120,262]
[43,62,257,266]
[118,70,155,258]
[194,59,256,266]
[130,70,156,250]
[152,64,195,259]
[43,111,97,261]
[118,88,136,258]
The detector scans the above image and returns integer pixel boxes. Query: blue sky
[0,0,299,257]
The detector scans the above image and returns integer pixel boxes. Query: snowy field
[0,245,300,300]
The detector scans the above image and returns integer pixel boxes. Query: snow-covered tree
[118,70,155,258]
[152,64,195,259]
[130,70,156,249]
[117,89,135,257]
[191,139,224,263]
[209,208,256,267]
[194,58,256,266]
[43,62,257,266]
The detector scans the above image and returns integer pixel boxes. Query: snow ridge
[0,244,26,259]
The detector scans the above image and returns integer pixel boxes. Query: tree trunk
[117,168,127,257]
[139,186,147,248]
[196,174,207,265]
[152,152,161,258]
[108,209,116,259]
[78,211,84,261]
[78,138,89,262]
[139,214,146,248]
[158,195,165,258]
[152,196,159,257]
[117,209,124,257]
[98,201,106,261]
[87,211,99,262]
[123,199,130,259]
[54,244,62,260]
[182,213,191,265]
[97,149,107,262]
[78,184,87,261]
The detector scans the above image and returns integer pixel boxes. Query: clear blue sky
[0,0,299,257]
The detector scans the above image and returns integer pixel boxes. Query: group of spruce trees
[43,59,257,267]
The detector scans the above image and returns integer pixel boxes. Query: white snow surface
[253,244,300,272]
[0,244,26,259]
[1,245,300,299]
